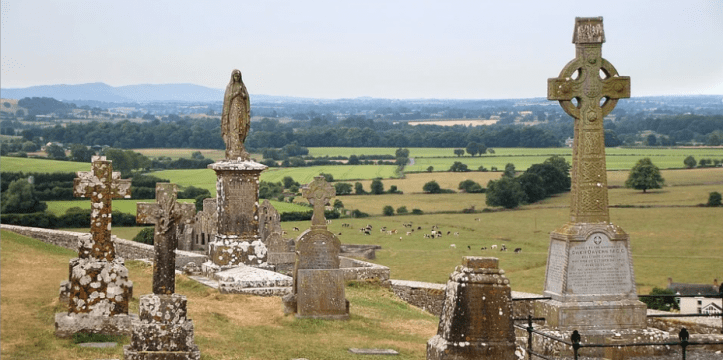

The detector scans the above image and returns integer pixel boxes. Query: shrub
[708,191,722,207]
[351,209,370,218]
[371,179,384,194]
[133,227,155,245]
[423,180,441,193]
[411,208,424,215]
[396,206,408,214]
[683,156,697,169]
[485,177,524,209]
[449,161,469,172]
[382,205,394,216]
[640,287,679,311]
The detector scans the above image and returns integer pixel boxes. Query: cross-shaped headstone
[301,176,335,229]
[137,183,196,294]
[73,156,131,261]
[548,17,630,224]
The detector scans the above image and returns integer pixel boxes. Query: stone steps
[219,284,292,296]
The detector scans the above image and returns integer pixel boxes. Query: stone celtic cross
[548,17,630,224]
[137,183,196,294]
[301,176,335,229]
[73,156,131,261]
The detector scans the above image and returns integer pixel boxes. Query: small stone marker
[124,183,201,360]
[55,156,134,338]
[136,183,195,294]
[427,257,516,360]
[349,348,399,355]
[283,176,349,320]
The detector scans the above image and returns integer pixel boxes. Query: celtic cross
[137,183,195,294]
[301,176,335,229]
[548,17,630,224]
[73,156,131,261]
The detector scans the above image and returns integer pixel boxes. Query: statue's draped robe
[222,71,250,160]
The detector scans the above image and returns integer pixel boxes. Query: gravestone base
[295,269,349,320]
[123,294,200,360]
[427,335,516,360]
[214,265,292,296]
[527,326,670,358]
[208,234,268,267]
[55,313,135,338]
[535,299,647,331]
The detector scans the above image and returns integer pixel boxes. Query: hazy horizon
[2,1,722,99]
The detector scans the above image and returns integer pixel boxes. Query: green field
[1,156,91,173]
[46,199,308,216]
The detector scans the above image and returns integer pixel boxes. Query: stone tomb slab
[296,269,348,319]
[348,348,399,355]
[214,265,292,296]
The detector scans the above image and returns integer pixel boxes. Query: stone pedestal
[55,240,134,337]
[537,223,647,331]
[296,269,348,319]
[207,159,268,267]
[123,294,200,360]
[427,257,516,360]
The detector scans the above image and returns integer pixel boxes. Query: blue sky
[1,0,722,99]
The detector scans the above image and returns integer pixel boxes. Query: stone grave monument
[535,17,666,356]
[55,156,134,337]
[283,176,349,320]
[125,183,200,360]
[260,199,296,272]
[427,257,516,360]
[202,69,268,273]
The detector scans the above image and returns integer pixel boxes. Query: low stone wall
[1,224,207,269]
[385,279,446,316]
[339,256,390,282]
[339,244,381,260]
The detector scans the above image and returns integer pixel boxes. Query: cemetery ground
[1,230,439,360]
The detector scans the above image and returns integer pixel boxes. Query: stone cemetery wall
[386,279,446,316]
[1,224,207,269]
[339,256,390,281]
[339,244,381,260]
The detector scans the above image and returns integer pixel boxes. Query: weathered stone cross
[73,156,131,261]
[548,17,630,224]
[137,183,195,294]
[301,176,335,229]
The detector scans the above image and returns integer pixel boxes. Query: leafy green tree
[132,227,155,245]
[526,163,570,195]
[382,205,395,216]
[426,166,434,172]
[395,148,410,158]
[465,142,479,156]
[190,151,205,160]
[683,156,697,169]
[478,165,488,172]
[354,182,366,195]
[333,199,344,209]
[1,179,47,213]
[640,287,679,311]
[103,148,151,176]
[21,141,39,152]
[707,192,722,207]
[604,129,622,147]
[348,155,360,165]
[449,161,469,172]
[458,179,483,193]
[503,163,516,178]
[706,133,721,146]
[370,179,384,194]
[625,158,665,193]
[319,173,334,182]
[453,149,464,157]
[543,155,571,177]
[70,144,95,162]
[178,186,211,199]
[282,176,299,189]
[45,144,67,160]
[396,206,408,214]
[645,134,657,146]
[485,177,524,209]
[334,182,352,195]
[423,181,441,194]
[699,159,712,167]
[194,194,209,211]
[517,172,547,203]
[258,181,284,199]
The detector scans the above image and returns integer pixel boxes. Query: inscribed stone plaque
[296,269,347,317]
[566,233,632,295]
[296,230,340,270]
[544,240,566,295]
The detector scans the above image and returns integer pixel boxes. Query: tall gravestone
[203,69,268,272]
[283,176,349,319]
[55,156,134,337]
[125,183,200,360]
[535,18,667,357]
[427,257,516,360]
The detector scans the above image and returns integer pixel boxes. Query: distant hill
[1,83,224,103]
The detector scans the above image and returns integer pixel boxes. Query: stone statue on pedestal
[222,69,251,160]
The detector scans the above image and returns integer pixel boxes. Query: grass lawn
[1,156,90,173]
[0,230,438,360]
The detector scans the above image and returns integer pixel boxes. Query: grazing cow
[467,245,471,250]
[491,245,498,249]
[417,226,422,230]
[454,232,460,236]
[447,231,451,235]
[338,232,342,235]
[481,247,487,250]
[406,232,412,236]
[475,218,481,222]
[342,223,351,228]
[450,244,456,249]
[514,248,522,254]
[500,245,507,251]
[399,237,403,241]
[326,219,332,224]
[292,227,300,231]
[363,229,371,235]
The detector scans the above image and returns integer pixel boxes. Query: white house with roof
[667,278,722,316]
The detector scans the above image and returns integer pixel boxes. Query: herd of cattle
[288,220,522,254]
